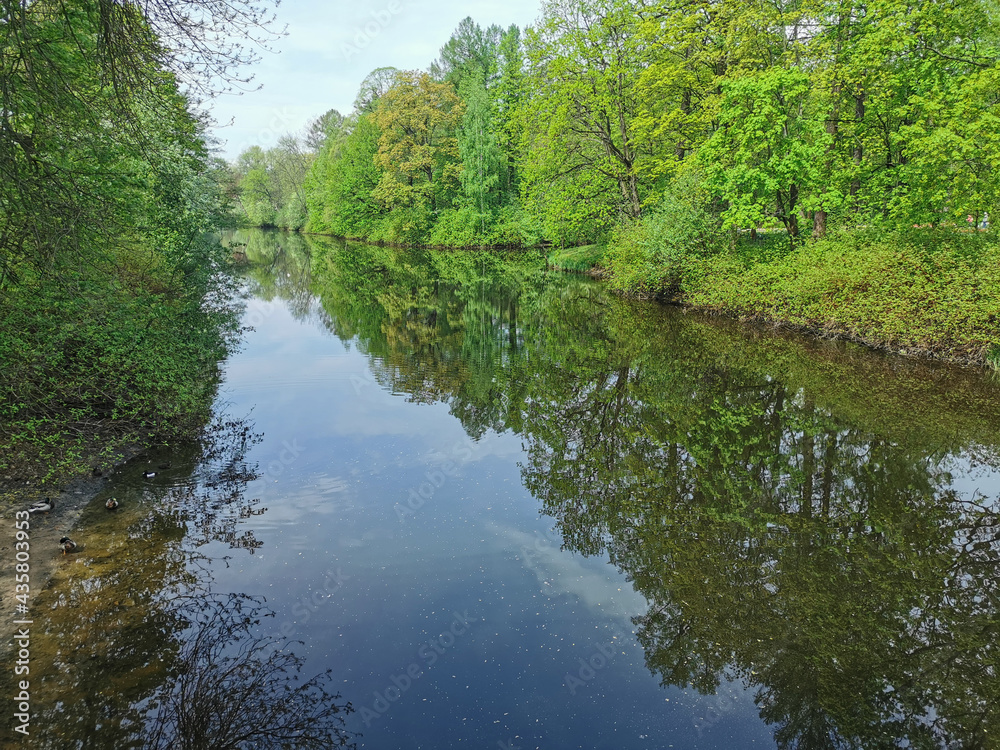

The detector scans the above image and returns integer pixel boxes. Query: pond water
[18,228,1000,748]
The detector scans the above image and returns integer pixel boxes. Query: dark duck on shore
[59,537,78,554]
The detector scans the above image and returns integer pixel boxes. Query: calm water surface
[21,229,1000,748]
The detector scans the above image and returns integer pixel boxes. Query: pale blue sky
[209,0,542,160]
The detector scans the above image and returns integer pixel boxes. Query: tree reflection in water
[280,232,1000,750]
[516,290,1000,749]
[13,412,357,748]
[143,593,356,750]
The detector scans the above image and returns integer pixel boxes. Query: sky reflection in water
[213,250,767,748]
[20,228,1000,749]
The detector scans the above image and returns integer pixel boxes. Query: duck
[28,498,54,514]
[142,471,156,479]
[59,537,78,554]
[105,497,119,510]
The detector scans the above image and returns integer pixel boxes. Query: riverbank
[0,473,111,658]
[603,228,1000,369]
[236,225,1000,368]
[0,244,241,486]
[545,244,608,276]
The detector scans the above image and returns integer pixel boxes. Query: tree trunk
[851,89,865,199]
[814,85,841,238]
[813,209,826,238]
[675,88,691,160]
[801,398,815,515]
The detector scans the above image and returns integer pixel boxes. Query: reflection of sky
[942,453,1000,505]
[206,286,775,749]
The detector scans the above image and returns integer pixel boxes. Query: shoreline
[673,302,996,371]
[242,224,543,251]
[237,226,998,370]
[0,474,111,661]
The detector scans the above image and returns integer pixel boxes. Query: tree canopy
[238,0,998,252]
[1,0,281,479]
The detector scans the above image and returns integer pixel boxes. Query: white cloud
[207,0,542,159]
[485,521,648,622]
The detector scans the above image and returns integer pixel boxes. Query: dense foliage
[0,0,272,480]
[235,0,1000,240]
[229,0,1000,362]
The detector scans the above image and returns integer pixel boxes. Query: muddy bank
[0,474,115,660]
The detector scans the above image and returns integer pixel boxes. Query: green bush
[605,170,725,297]
[276,195,308,230]
[0,236,238,481]
[424,205,533,247]
[368,204,432,245]
[685,228,1000,362]
[428,207,484,246]
[546,244,606,272]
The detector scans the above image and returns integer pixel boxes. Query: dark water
[17,228,1000,748]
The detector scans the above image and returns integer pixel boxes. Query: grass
[681,228,1000,365]
[546,244,607,273]
[988,344,1000,371]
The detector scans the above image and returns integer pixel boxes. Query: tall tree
[430,17,503,88]
[353,67,402,113]
[304,109,346,152]
[372,71,465,214]
[234,139,313,229]
[522,0,653,241]
[494,24,525,205]
[0,0,276,477]
[304,113,383,236]
[458,71,505,215]
[700,68,827,242]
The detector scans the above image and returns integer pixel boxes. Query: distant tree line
[232,0,1000,248]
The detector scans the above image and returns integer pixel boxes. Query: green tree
[494,24,525,205]
[304,113,383,237]
[0,0,271,478]
[236,146,278,226]
[353,66,403,113]
[700,68,827,242]
[304,108,347,152]
[522,0,653,242]
[458,71,505,216]
[372,71,465,216]
[430,17,503,87]
[233,138,313,229]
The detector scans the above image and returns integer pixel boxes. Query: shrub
[368,204,431,245]
[685,228,1000,362]
[428,207,484,246]
[426,205,533,247]
[605,170,725,297]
